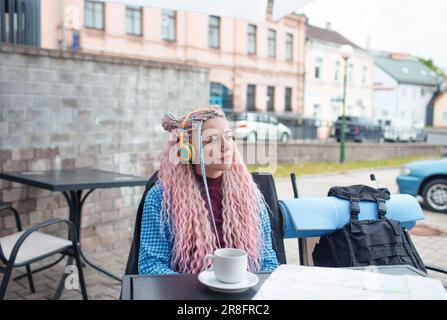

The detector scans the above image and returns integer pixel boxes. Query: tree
[418,57,445,77]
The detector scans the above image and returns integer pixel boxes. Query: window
[285,87,292,112]
[332,104,339,117]
[313,104,321,119]
[126,6,142,36]
[315,57,323,79]
[360,104,366,114]
[210,82,233,110]
[335,60,340,81]
[421,88,425,97]
[247,85,256,111]
[267,86,275,111]
[162,10,176,41]
[443,112,447,122]
[209,16,220,48]
[348,63,354,84]
[268,29,276,58]
[362,66,367,85]
[285,33,293,61]
[247,24,257,54]
[85,0,104,30]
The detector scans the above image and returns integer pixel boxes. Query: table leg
[62,189,121,283]
[298,238,309,266]
[54,255,73,300]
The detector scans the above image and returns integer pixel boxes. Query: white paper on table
[253,265,447,300]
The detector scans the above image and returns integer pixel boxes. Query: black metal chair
[123,171,287,277]
[0,203,88,300]
[0,203,35,293]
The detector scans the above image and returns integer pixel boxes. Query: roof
[375,55,441,86]
[307,25,362,49]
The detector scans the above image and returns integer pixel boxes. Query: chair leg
[0,264,14,300]
[25,265,36,293]
[53,256,73,300]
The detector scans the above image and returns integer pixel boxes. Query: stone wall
[0,44,209,253]
[237,142,445,165]
[274,142,446,164]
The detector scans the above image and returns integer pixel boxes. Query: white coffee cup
[203,248,248,284]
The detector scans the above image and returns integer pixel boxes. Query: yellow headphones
[178,111,196,162]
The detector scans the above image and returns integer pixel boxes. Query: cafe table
[0,168,147,287]
[121,265,429,300]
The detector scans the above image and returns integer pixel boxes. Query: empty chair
[0,203,88,300]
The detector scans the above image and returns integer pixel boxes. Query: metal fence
[280,118,318,140]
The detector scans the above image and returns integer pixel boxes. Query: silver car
[226,112,292,143]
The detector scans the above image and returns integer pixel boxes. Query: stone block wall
[0,44,209,253]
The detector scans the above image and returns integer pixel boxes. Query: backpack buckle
[350,198,360,219]
[377,199,387,219]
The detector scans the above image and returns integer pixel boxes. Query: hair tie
[162,112,181,133]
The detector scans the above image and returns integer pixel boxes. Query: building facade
[14,0,308,116]
[303,24,374,139]
[433,90,447,128]
[373,53,441,129]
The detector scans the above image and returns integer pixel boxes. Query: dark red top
[196,174,224,247]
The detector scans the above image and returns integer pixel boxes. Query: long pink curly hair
[158,106,265,273]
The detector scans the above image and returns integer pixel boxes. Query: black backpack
[312,185,427,273]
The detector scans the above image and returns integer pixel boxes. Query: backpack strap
[350,197,361,221]
[348,197,363,233]
[376,198,387,220]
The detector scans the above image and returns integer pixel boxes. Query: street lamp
[339,44,353,164]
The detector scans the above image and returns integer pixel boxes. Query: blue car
[397,159,447,213]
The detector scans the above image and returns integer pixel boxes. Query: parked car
[226,112,292,143]
[382,124,428,143]
[332,116,383,143]
[397,159,447,213]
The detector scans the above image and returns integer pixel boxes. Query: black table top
[121,265,427,300]
[121,273,271,300]
[0,168,148,191]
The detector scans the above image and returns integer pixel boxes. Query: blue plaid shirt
[138,181,280,275]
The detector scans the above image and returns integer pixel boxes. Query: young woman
[138,106,279,274]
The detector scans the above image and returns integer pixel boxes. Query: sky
[296,0,447,71]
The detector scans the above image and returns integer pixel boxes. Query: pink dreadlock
[158,106,265,273]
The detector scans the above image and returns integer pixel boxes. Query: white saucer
[198,271,259,293]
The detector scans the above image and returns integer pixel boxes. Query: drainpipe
[301,19,308,119]
[61,0,66,51]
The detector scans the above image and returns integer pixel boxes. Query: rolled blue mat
[278,194,424,238]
